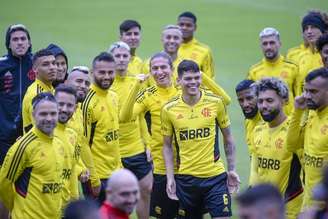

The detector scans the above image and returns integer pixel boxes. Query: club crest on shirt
[201,107,211,117]
[176,114,184,120]
[275,138,284,149]
[320,124,328,135]
[280,71,288,79]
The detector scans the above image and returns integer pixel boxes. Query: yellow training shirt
[178,38,215,78]
[81,84,121,179]
[110,74,146,158]
[286,43,308,65]
[67,104,100,187]
[0,127,64,219]
[161,90,230,178]
[127,55,143,75]
[22,79,54,132]
[247,55,298,115]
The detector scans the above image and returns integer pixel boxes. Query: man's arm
[202,72,231,105]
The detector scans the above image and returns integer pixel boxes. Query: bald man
[99,169,140,219]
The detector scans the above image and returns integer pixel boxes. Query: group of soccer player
[0,8,328,219]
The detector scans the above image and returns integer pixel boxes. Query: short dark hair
[305,67,328,82]
[32,92,57,110]
[32,49,54,66]
[55,83,77,99]
[255,77,289,101]
[177,60,200,78]
[317,33,328,52]
[235,79,255,93]
[63,199,99,219]
[92,52,115,68]
[178,11,197,24]
[119,20,141,35]
[236,184,284,212]
[149,52,173,70]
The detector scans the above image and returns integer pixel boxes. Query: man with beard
[287,67,328,210]
[22,49,56,133]
[100,169,140,219]
[65,66,100,197]
[248,27,298,115]
[295,10,328,95]
[46,43,69,87]
[119,20,143,75]
[54,84,80,208]
[235,79,262,186]
[0,92,65,219]
[317,33,328,68]
[177,12,215,79]
[251,77,303,219]
[162,60,239,219]
[109,41,153,219]
[81,52,121,204]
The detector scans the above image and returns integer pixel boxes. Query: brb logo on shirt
[42,182,62,194]
[179,128,210,141]
[105,130,118,142]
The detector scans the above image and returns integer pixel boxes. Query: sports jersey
[178,38,215,78]
[127,55,143,75]
[67,104,100,187]
[81,84,121,179]
[110,74,146,158]
[244,112,262,185]
[287,108,328,209]
[247,55,298,115]
[0,127,64,219]
[161,90,230,178]
[54,123,78,207]
[22,78,54,132]
[286,43,308,65]
[252,118,303,218]
[296,50,323,95]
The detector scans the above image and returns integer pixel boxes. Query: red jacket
[99,201,129,219]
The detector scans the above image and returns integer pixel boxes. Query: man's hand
[227,170,240,194]
[136,73,150,83]
[166,178,179,200]
[91,185,100,197]
[79,170,90,183]
[294,95,307,110]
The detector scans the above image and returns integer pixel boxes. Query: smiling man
[22,49,56,133]
[247,27,298,115]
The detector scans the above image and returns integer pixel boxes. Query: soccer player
[235,79,262,186]
[247,27,298,115]
[22,49,56,132]
[54,84,80,207]
[65,66,100,196]
[177,11,215,78]
[317,33,328,68]
[109,41,153,219]
[81,52,121,204]
[0,24,34,165]
[162,60,239,218]
[64,199,101,219]
[251,77,303,219]
[119,19,143,74]
[236,184,285,219]
[0,92,64,219]
[46,43,69,87]
[100,169,140,219]
[286,67,328,210]
[296,10,328,95]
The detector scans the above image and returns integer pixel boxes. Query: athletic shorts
[175,173,232,219]
[150,174,179,219]
[121,152,152,180]
[82,178,108,206]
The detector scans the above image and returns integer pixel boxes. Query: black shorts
[82,178,108,206]
[121,152,152,180]
[150,174,179,219]
[175,173,232,219]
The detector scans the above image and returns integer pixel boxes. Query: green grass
[1,0,327,218]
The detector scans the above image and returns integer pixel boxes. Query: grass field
[1,0,327,218]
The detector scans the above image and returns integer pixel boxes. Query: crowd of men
[0,9,327,219]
